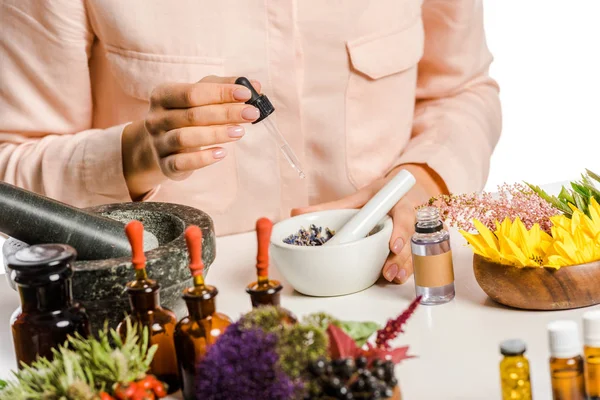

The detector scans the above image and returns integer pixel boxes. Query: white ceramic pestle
[324,169,416,246]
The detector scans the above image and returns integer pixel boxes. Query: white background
[483,0,600,191]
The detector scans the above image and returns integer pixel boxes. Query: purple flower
[195,322,300,400]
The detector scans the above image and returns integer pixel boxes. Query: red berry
[99,392,115,400]
[152,383,167,398]
[114,382,138,400]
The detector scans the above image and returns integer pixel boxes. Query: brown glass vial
[246,217,297,324]
[548,320,586,400]
[117,220,180,394]
[9,244,90,368]
[584,311,600,399]
[175,226,232,400]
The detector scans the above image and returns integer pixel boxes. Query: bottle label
[413,251,454,287]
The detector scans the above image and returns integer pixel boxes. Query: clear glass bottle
[9,244,90,368]
[410,207,455,305]
[117,221,180,394]
[584,311,600,399]
[548,320,586,400]
[246,218,297,324]
[499,339,532,400]
[175,226,232,400]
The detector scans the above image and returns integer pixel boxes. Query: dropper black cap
[235,77,274,124]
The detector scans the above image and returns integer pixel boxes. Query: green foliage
[526,169,600,219]
[303,312,381,347]
[239,306,292,334]
[338,321,380,347]
[276,324,328,380]
[0,320,156,400]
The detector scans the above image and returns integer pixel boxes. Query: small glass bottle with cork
[9,244,90,368]
[117,220,180,394]
[246,217,297,324]
[548,320,586,400]
[583,310,600,399]
[499,339,532,400]
[174,225,232,400]
[410,206,455,305]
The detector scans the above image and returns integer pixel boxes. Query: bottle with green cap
[499,339,532,400]
[583,310,600,399]
[548,320,586,400]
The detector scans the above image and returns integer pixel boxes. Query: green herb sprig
[0,320,156,400]
[526,169,600,218]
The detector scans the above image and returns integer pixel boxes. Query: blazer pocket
[105,46,239,213]
[345,17,425,189]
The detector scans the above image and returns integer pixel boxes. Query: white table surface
[0,181,590,400]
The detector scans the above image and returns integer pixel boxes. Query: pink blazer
[0,0,501,235]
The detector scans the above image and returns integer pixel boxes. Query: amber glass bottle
[117,220,180,394]
[499,339,532,400]
[174,225,232,400]
[246,218,297,324]
[9,244,90,368]
[548,320,586,400]
[584,311,600,399]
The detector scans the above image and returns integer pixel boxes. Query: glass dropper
[235,77,305,179]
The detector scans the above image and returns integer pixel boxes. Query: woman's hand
[291,164,447,284]
[122,76,261,199]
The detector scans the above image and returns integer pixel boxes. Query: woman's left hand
[291,164,447,284]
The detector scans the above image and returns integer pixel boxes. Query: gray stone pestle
[0,182,158,260]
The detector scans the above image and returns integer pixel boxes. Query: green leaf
[586,169,600,184]
[338,321,381,347]
[558,186,575,205]
[571,182,591,198]
[525,182,572,216]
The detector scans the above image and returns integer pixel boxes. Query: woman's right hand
[122,76,261,199]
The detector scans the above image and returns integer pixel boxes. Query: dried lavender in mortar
[283,224,335,246]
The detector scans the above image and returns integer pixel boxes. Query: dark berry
[355,356,368,369]
[351,378,366,392]
[359,369,372,379]
[383,387,395,398]
[309,357,328,376]
[388,377,398,387]
[383,361,395,382]
[373,367,386,380]
[371,359,384,368]
[333,358,355,380]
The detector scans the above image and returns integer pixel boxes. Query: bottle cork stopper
[256,218,273,277]
[125,220,146,270]
[185,225,204,277]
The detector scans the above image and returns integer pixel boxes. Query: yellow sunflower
[460,217,552,268]
[545,198,600,267]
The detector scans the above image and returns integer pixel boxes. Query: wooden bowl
[473,253,600,310]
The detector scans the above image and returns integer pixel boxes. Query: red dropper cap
[256,218,273,278]
[185,225,204,277]
[125,220,146,270]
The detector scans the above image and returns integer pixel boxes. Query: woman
[0,0,501,284]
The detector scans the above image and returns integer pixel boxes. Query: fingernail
[384,264,399,282]
[212,148,227,159]
[242,107,260,121]
[227,125,244,138]
[397,268,407,283]
[391,238,404,254]
[233,88,251,101]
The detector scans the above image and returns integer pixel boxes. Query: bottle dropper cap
[235,77,274,124]
[184,226,204,277]
[125,220,146,270]
[583,310,600,347]
[256,218,273,278]
[548,320,581,359]
[500,339,526,356]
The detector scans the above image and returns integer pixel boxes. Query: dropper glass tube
[234,76,305,179]
[262,117,305,179]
